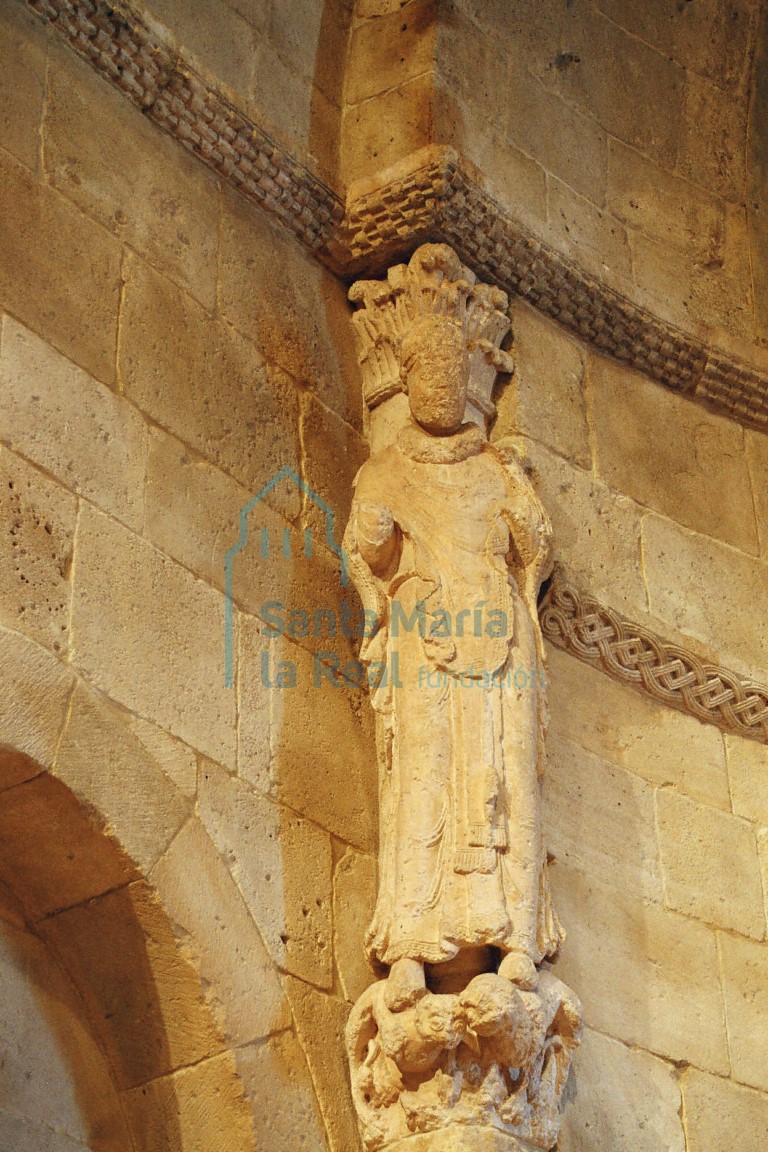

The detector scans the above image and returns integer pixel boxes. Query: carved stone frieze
[540,573,768,745]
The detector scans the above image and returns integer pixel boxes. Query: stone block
[0,625,74,780]
[505,437,647,617]
[0,447,76,655]
[607,139,724,261]
[719,932,768,1092]
[682,1068,768,1152]
[40,880,222,1090]
[445,0,562,85]
[120,1050,255,1152]
[45,43,219,308]
[218,191,361,429]
[267,0,326,81]
[283,975,362,1152]
[544,734,662,902]
[642,513,768,683]
[0,772,139,922]
[119,255,301,515]
[746,429,768,560]
[725,735,768,825]
[198,760,333,988]
[0,2,46,170]
[0,317,147,531]
[333,849,378,1003]
[589,352,758,554]
[0,148,121,388]
[494,302,590,468]
[558,1028,684,1152]
[656,788,765,938]
[550,865,729,1073]
[54,683,191,876]
[301,393,368,535]
[143,0,257,105]
[150,818,291,1046]
[250,37,314,162]
[70,504,237,766]
[236,1030,328,1152]
[341,72,434,184]
[0,1112,88,1151]
[348,0,437,104]
[678,71,747,202]
[546,645,731,810]
[128,712,198,799]
[546,177,632,284]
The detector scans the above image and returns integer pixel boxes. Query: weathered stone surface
[348,0,436,104]
[0,625,73,778]
[0,1111,88,1152]
[219,191,361,428]
[589,353,758,553]
[719,932,768,1093]
[547,645,731,810]
[119,254,301,515]
[45,40,219,306]
[509,437,647,616]
[678,71,747,202]
[0,920,131,1152]
[494,303,590,468]
[151,818,291,1047]
[0,447,76,655]
[0,773,138,922]
[300,393,368,537]
[546,177,632,284]
[40,880,222,1090]
[198,760,333,988]
[545,735,662,902]
[656,787,765,938]
[0,147,122,386]
[682,1068,768,1152]
[128,712,198,799]
[550,866,728,1073]
[342,72,434,183]
[725,734,768,825]
[333,849,377,1004]
[746,429,768,560]
[642,513,768,682]
[0,317,147,531]
[54,683,191,876]
[120,1050,255,1152]
[70,504,236,766]
[0,2,46,170]
[236,1030,328,1152]
[558,1028,684,1152]
[143,0,257,103]
[284,975,361,1152]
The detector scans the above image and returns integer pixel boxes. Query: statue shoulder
[352,444,402,493]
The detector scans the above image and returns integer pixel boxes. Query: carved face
[402,318,469,435]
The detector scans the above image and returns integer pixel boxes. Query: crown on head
[348,243,514,421]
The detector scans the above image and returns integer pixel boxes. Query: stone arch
[0,625,259,1152]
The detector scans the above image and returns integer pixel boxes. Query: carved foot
[384,957,427,1011]
[498,951,538,991]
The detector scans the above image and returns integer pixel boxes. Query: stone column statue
[343,246,582,1152]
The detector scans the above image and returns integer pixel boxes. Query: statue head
[401,315,469,435]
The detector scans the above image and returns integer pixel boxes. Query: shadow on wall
[0,746,251,1152]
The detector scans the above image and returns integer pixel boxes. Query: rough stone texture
[119,254,301,514]
[725,734,768,825]
[141,0,257,105]
[0,316,147,532]
[558,1028,684,1152]
[150,818,291,1047]
[333,849,377,1004]
[0,1,47,170]
[547,645,731,810]
[128,712,198,799]
[198,760,334,989]
[545,735,662,902]
[719,932,768,1093]
[642,513,768,683]
[70,504,237,766]
[546,176,633,285]
[550,866,729,1074]
[44,42,220,308]
[656,787,765,939]
[0,147,122,386]
[590,353,759,554]
[0,447,76,655]
[746,428,768,560]
[54,682,191,876]
[0,625,73,776]
[682,1068,768,1152]
[494,302,590,468]
[236,1030,328,1152]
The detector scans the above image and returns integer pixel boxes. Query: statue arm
[494,440,553,588]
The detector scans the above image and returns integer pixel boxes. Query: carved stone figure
[344,246,581,1152]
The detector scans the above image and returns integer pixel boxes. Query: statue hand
[357,501,395,547]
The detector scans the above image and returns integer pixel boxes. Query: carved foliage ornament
[344,245,581,1152]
